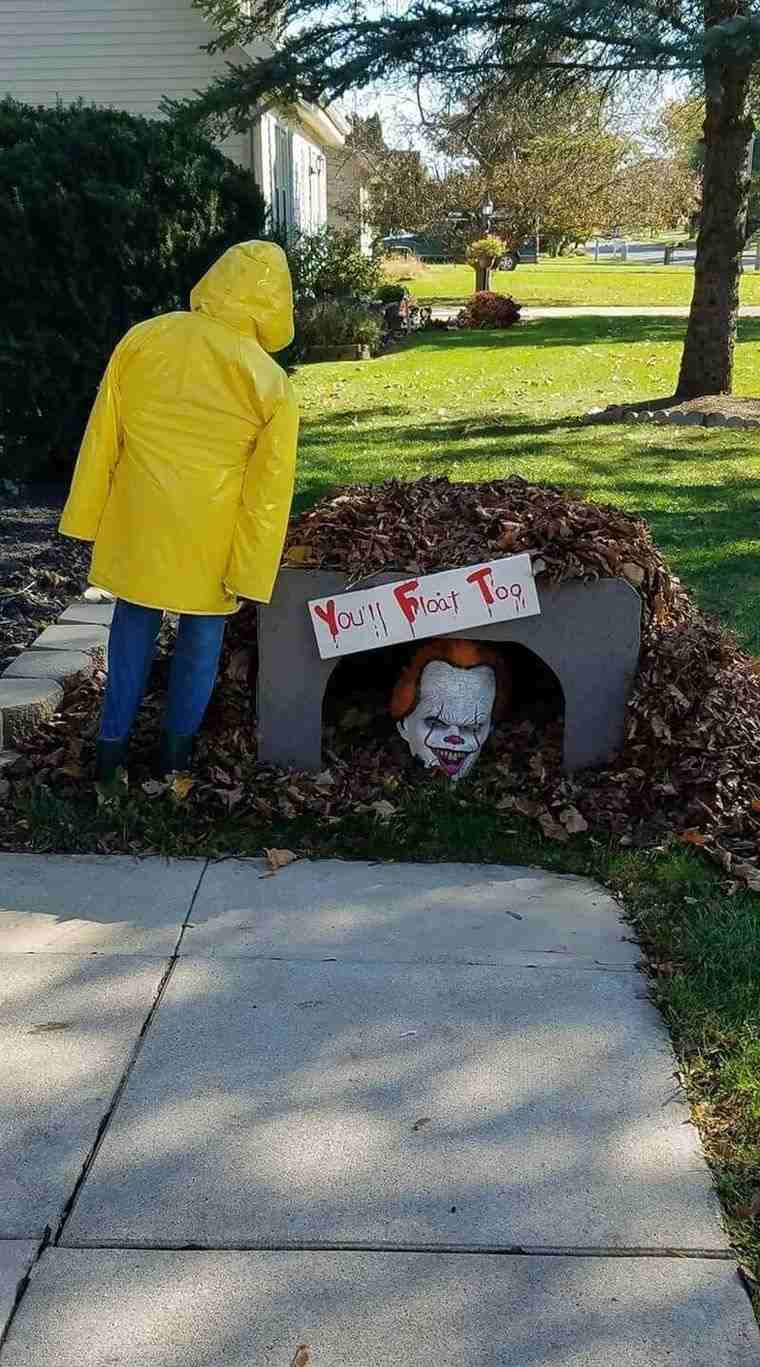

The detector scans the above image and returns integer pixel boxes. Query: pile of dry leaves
[5,477,760,888]
[283,475,689,636]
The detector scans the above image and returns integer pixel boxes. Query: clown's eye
[424,717,446,729]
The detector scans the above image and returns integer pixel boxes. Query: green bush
[0,98,266,478]
[295,298,383,355]
[375,282,409,304]
[288,227,383,301]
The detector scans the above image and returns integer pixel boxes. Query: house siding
[0,0,343,229]
[255,110,327,236]
[0,0,251,164]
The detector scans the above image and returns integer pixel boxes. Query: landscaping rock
[59,601,115,627]
[32,623,109,654]
[705,412,730,428]
[724,415,748,429]
[675,412,705,427]
[0,677,63,747]
[2,649,94,686]
[653,410,671,424]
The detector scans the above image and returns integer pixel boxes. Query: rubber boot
[95,738,129,783]
[159,731,195,778]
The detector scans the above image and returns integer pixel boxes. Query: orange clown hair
[390,638,512,722]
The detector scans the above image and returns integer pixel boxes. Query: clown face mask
[396,658,498,781]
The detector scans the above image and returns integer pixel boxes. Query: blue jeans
[100,600,227,742]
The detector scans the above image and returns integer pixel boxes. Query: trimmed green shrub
[0,98,266,478]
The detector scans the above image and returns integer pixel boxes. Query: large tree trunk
[676,0,753,399]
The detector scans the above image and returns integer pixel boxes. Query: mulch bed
[4,475,760,890]
[597,394,760,420]
[0,484,90,673]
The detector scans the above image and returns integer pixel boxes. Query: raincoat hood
[190,240,294,353]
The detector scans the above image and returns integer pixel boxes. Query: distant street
[587,239,760,266]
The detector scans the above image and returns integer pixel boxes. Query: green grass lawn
[296,316,760,651]
[8,316,760,1297]
[412,260,760,308]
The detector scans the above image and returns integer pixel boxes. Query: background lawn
[295,316,760,652]
[412,260,760,308]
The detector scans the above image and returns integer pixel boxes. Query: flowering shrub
[465,235,506,266]
[457,291,521,329]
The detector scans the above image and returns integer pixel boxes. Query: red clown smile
[430,746,469,777]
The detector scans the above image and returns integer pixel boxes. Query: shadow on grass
[390,316,760,353]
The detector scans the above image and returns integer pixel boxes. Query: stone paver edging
[584,403,760,430]
[0,589,113,750]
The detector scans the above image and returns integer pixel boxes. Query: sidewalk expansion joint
[50,860,210,1247]
[0,1227,51,1358]
[57,1239,735,1261]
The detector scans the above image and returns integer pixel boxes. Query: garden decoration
[391,639,511,781]
[466,235,506,292]
[8,478,760,889]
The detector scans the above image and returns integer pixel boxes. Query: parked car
[378,232,452,262]
[498,238,538,270]
[379,232,538,268]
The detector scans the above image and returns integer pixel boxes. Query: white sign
[308,554,541,659]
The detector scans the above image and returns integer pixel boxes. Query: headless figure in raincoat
[59,241,299,780]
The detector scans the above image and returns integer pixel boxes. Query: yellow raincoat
[59,241,299,614]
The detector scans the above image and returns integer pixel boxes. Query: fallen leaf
[214,784,244,812]
[528,753,546,779]
[170,774,194,801]
[734,1192,760,1220]
[652,960,678,978]
[621,561,645,587]
[264,848,299,873]
[141,778,166,798]
[412,1117,431,1132]
[225,648,252,684]
[290,1348,310,1367]
[538,810,570,842]
[733,861,760,893]
[27,1021,71,1034]
[59,760,85,780]
[285,546,314,565]
[679,829,707,846]
[371,799,396,821]
[559,805,588,835]
[513,797,541,818]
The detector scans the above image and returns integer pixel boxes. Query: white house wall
[256,110,328,235]
[0,0,252,164]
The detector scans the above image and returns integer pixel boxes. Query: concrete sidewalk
[0,853,756,1364]
[432,303,760,319]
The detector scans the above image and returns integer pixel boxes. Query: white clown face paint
[396,660,497,781]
